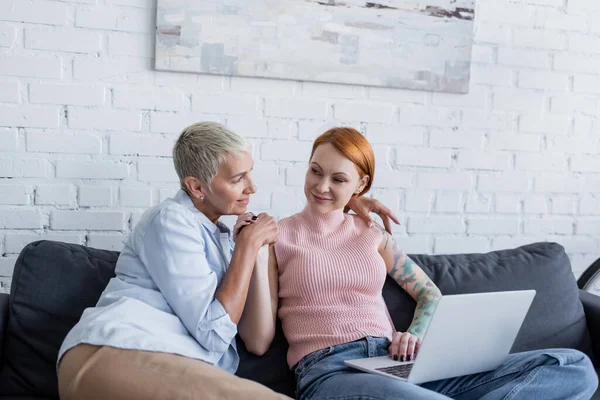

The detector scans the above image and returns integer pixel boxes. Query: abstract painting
[155,0,476,93]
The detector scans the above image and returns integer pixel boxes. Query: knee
[552,350,598,394]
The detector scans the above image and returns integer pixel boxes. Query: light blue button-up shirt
[58,190,239,373]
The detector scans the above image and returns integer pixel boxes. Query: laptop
[344,290,536,384]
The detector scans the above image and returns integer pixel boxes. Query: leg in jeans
[295,336,451,400]
[422,348,598,400]
[58,344,292,400]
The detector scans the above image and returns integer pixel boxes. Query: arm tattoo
[387,237,442,338]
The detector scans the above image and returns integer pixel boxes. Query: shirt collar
[172,190,231,236]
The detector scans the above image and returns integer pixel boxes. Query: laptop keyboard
[375,363,414,379]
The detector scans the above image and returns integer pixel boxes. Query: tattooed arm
[376,225,442,338]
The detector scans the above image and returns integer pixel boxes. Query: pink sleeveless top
[275,206,394,368]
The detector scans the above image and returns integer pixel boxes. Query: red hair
[310,127,375,197]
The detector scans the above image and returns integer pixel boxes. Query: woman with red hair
[241,127,597,400]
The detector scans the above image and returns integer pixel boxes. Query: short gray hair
[173,122,249,191]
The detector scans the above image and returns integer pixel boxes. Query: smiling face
[304,142,369,214]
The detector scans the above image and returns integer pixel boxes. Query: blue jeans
[294,336,598,400]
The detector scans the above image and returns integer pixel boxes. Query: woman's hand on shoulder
[389,331,422,363]
[236,212,279,248]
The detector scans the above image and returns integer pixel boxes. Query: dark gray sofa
[0,240,598,399]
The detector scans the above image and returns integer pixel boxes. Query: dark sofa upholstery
[0,240,598,399]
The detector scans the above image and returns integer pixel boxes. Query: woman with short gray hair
[55,122,399,400]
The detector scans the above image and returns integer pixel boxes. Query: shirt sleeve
[137,207,237,354]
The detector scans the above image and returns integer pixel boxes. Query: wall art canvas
[155,0,476,93]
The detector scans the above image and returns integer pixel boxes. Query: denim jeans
[294,336,598,400]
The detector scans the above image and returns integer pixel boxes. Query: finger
[376,204,400,226]
[389,334,400,360]
[406,336,417,362]
[414,338,422,359]
[381,215,392,234]
[357,211,374,228]
[397,334,410,362]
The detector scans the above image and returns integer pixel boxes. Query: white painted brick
[368,87,427,105]
[535,9,587,32]
[29,83,105,106]
[109,134,175,157]
[109,33,152,58]
[267,119,294,140]
[395,147,452,168]
[5,233,83,254]
[270,190,305,217]
[547,236,598,254]
[467,217,519,234]
[51,211,125,230]
[470,66,513,87]
[261,141,312,162]
[524,217,573,234]
[334,102,395,123]
[456,151,511,170]
[285,167,306,187]
[303,82,363,99]
[488,132,541,152]
[524,195,548,213]
[554,54,600,74]
[436,192,463,213]
[155,72,200,89]
[519,114,570,135]
[367,125,424,146]
[0,106,59,129]
[79,186,114,207]
[0,25,16,48]
[27,132,102,154]
[226,117,268,138]
[137,160,178,182]
[405,191,433,212]
[407,216,464,234]
[76,6,152,33]
[0,158,50,178]
[0,80,19,103]
[571,155,600,172]
[130,212,143,229]
[394,235,432,255]
[466,193,492,213]
[568,33,600,55]
[478,3,536,27]
[0,0,67,25]
[0,185,30,205]
[114,88,184,111]
[551,93,599,114]
[568,0,600,14]
[551,196,577,214]
[574,117,594,135]
[373,145,392,167]
[231,76,296,97]
[265,98,328,119]
[0,210,42,229]
[25,28,101,53]
[495,194,521,213]
[475,23,510,46]
[193,93,258,115]
[105,0,149,7]
[150,113,219,134]
[580,195,600,215]
[57,160,130,179]
[513,29,565,51]
[87,234,126,251]
[120,187,153,207]
[430,129,484,149]
[158,186,180,203]
[252,164,280,187]
[478,173,530,192]
[491,236,540,251]
[369,190,401,218]
[471,45,493,64]
[0,55,62,79]
[418,172,473,190]
[0,258,16,276]
[517,70,569,91]
[246,191,271,210]
[432,86,488,109]
[0,129,17,151]
[578,219,600,234]
[35,184,76,206]
[573,75,600,94]
[571,254,600,277]
[497,48,549,68]
[74,57,152,83]
[494,89,544,112]
[399,106,460,128]
[68,108,142,131]
[462,111,516,131]
[434,237,490,254]
[371,170,412,189]
[516,153,568,172]
[535,174,587,193]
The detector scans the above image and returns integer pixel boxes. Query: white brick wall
[0,0,599,296]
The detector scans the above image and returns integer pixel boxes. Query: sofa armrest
[580,289,600,366]
[0,292,8,364]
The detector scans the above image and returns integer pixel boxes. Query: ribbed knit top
[275,206,394,368]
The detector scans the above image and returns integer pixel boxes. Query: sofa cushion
[383,241,594,359]
[0,241,119,398]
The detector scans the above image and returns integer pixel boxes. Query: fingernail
[400,355,405,362]
[251,216,258,220]
[393,355,398,361]
[407,354,412,362]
